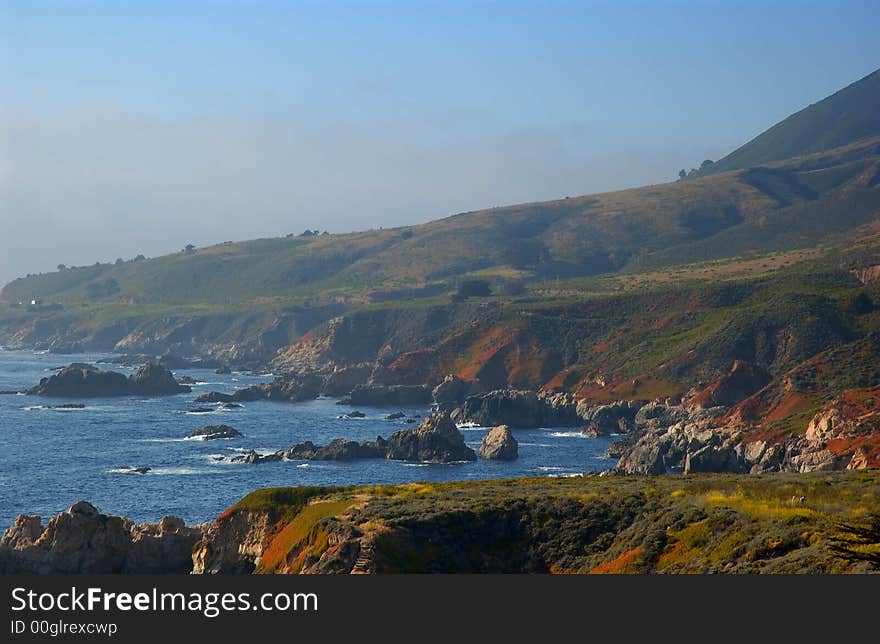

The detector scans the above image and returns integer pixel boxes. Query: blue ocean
[0,349,615,527]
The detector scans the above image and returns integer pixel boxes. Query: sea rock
[451,389,582,428]
[188,407,215,414]
[194,392,235,403]
[199,373,323,403]
[0,501,202,573]
[479,425,518,461]
[28,362,189,397]
[432,374,480,406]
[386,411,405,420]
[321,364,373,397]
[28,364,129,397]
[221,402,244,409]
[385,413,476,463]
[229,450,283,465]
[215,365,232,374]
[129,362,191,395]
[282,437,387,461]
[343,410,366,419]
[189,425,242,440]
[346,384,432,406]
[177,375,202,385]
[49,403,86,409]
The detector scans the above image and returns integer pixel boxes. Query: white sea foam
[549,431,589,438]
[456,422,482,429]
[147,467,222,476]
[518,442,552,448]
[297,463,310,468]
[537,466,564,471]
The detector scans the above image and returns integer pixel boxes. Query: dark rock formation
[432,374,481,406]
[195,373,322,404]
[580,400,644,436]
[343,410,366,418]
[321,364,373,396]
[281,437,387,461]
[385,413,476,463]
[129,362,191,395]
[451,389,582,428]
[215,365,232,374]
[177,375,202,385]
[0,501,201,573]
[229,450,283,465]
[345,384,431,406]
[479,425,518,460]
[29,364,129,397]
[190,425,242,440]
[28,362,189,397]
[194,391,235,403]
[187,407,215,414]
[386,411,405,420]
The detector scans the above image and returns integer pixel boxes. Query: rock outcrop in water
[190,425,243,440]
[0,501,202,573]
[385,413,476,463]
[28,362,190,397]
[479,425,518,460]
[343,384,432,406]
[195,372,322,404]
[450,389,584,428]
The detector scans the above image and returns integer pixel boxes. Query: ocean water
[0,349,616,527]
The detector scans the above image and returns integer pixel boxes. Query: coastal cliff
[6,473,879,574]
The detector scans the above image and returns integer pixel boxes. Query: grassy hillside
[3,136,879,316]
[699,68,880,175]
[209,472,880,573]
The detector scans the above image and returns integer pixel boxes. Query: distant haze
[1,1,877,287]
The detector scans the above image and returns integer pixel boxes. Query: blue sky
[1,0,877,285]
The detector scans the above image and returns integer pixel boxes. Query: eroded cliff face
[0,501,202,574]
[191,487,362,574]
[0,306,343,369]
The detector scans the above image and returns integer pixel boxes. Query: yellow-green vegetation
[257,498,355,574]
[241,472,880,574]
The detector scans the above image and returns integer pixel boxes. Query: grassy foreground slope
[198,472,880,574]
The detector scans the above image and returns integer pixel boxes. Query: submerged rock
[479,425,518,461]
[385,413,476,463]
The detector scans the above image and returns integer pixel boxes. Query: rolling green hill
[3,135,879,311]
[699,68,880,175]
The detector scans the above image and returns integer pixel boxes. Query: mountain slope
[3,135,879,312]
[701,68,880,175]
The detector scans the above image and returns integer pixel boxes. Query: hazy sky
[1,1,877,287]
